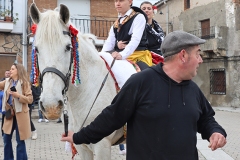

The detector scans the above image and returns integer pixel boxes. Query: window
[210,69,226,95]
[184,0,190,10]
[201,19,210,39]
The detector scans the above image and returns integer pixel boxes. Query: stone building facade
[155,0,240,108]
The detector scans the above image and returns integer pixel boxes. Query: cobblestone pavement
[0,119,205,160]
[0,108,238,159]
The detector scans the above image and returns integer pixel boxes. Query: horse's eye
[66,44,72,52]
[35,47,39,53]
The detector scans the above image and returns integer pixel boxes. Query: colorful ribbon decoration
[30,35,39,86]
[69,25,81,85]
[30,24,81,87]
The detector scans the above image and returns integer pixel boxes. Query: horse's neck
[67,52,117,128]
[67,52,110,104]
[66,35,117,130]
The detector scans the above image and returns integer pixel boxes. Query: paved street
[0,107,239,160]
[214,108,240,160]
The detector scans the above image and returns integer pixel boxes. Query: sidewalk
[195,107,240,160]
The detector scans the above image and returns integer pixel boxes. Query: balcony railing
[0,0,13,21]
[28,16,116,39]
[70,18,115,39]
[188,26,215,39]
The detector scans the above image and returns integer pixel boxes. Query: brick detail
[233,0,240,4]
[90,0,117,19]
[90,0,118,39]
[28,0,58,12]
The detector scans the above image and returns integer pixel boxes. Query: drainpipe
[166,4,169,35]
[22,0,28,70]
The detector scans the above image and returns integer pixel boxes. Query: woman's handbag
[5,108,14,120]
[5,103,15,120]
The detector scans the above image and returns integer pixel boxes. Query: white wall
[58,0,90,33]
[11,0,24,33]
[58,0,90,19]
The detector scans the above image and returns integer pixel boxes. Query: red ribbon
[152,6,157,9]
[69,25,78,36]
[31,24,37,34]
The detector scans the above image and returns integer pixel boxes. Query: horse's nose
[39,100,64,111]
[39,100,64,120]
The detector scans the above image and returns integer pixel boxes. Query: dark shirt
[73,63,227,160]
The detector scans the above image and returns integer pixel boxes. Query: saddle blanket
[99,52,137,89]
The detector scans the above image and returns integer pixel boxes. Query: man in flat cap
[61,31,227,160]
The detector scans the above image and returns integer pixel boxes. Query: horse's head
[30,4,72,120]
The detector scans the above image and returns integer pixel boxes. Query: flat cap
[161,30,206,58]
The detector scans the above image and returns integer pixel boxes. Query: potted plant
[0,9,19,24]
[0,9,11,21]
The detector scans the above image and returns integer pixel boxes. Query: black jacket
[73,63,227,160]
[146,19,164,55]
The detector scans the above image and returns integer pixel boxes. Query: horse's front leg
[77,144,94,160]
[92,138,112,160]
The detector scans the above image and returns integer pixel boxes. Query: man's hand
[208,132,227,151]
[112,51,122,60]
[117,41,127,49]
[61,130,74,143]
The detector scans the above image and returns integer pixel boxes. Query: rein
[79,58,116,130]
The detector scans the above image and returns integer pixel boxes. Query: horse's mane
[35,9,100,61]
[35,10,68,52]
[77,33,101,59]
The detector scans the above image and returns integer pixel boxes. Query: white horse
[29,3,123,160]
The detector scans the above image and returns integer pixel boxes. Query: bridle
[39,31,73,95]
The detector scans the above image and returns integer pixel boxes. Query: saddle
[99,52,139,89]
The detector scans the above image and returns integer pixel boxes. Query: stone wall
[0,33,23,76]
[0,33,22,53]
[193,57,240,108]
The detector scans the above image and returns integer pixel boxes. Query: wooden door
[0,54,16,79]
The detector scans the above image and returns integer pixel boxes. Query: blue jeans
[38,110,43,119]
[119,144,125,151]
[3,116,28,160]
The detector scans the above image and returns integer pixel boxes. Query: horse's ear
[59,4,70,24]
[29,3,41,24]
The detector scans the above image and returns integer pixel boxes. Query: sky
[133,0,159,7]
